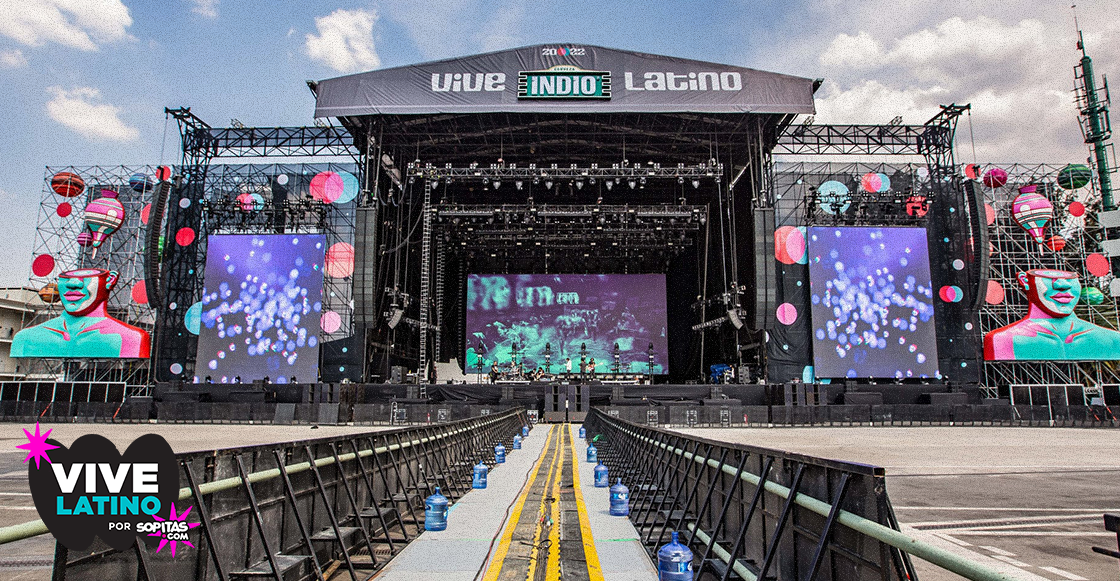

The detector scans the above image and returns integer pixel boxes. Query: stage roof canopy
[313,45,817,117]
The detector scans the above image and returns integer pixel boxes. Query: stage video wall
[466,274,669,374]
[196,234,325,383]
[807,227,939,379]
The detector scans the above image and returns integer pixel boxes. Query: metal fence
[44,407,527,580]
[584,408,1021,581]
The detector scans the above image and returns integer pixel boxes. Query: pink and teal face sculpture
[58,268,118,316]
[1018,269,1081,318]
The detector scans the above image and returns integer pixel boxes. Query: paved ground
[673,426,1120,581]
[0,422,394,581]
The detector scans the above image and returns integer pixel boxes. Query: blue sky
[0,0,1117,286]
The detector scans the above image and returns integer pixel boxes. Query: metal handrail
[597,410,1019,581]
[0,408,522,546]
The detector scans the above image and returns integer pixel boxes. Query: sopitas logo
[518,65,611,100]
[18,425,194,554]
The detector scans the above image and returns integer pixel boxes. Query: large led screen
[196,234,325,383]
[466,274,669,374]
[807,227,939,379]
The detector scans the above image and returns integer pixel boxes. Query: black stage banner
[314,45,816,116]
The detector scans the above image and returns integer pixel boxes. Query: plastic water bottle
[594,462,609,487]
[578,425,586,439]
[609,478,630,516]
[424,486,449,531]
[586,442,597,463]
[472,461,488,489]
[657,531,694,580]
[494,442,506,464]
[522,424,530,437]
[513,434,522,450]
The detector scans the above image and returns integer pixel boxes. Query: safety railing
[0,407,526,580]
[584,408,1020,581]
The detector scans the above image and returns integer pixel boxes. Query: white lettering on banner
[623,71,742,92]
[430,73,506,92]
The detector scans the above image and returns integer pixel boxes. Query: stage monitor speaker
[752,206,777,330]
[353,206,379,324]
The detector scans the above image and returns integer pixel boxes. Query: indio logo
[18,425,192,554]
[518,65,611,100]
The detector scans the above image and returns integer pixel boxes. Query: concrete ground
[0,422,394,581]
[673,426,1120,581]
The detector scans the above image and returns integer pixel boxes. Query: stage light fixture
[605,180,614,191]
[575,179,584,190]
[387,306,404,329]
[430,180,439,189]
[628,179,637,189]
[545,180,553,190]
[726,308,744,330]
[692,179,700,189]
[515,180,524,190]
[493,179,501,189]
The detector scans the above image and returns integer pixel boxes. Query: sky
[0,0,1117,287]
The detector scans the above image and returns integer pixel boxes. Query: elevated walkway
[375,423,656,580]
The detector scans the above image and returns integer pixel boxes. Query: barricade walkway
[375,423,656,580]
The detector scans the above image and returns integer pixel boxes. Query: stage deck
[375,423,656,580]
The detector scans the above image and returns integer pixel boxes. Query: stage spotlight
[575,179,584,190]
[628,179,637,189]
[678,177,684,184]
[545,180,553,190]
[430,180,439,189]
[515,180,524,190]
[605,180,614,191]
[387,306,404,329]
[726,308,744,330]
[692,179,700,189]
[493,179,501,189]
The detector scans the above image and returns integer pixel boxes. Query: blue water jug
[424,486,449,531]
[522,424,530,437]
[495,442,506,464]
[609,478,629,516]
[472,461,488,489]
[594,462,609,487]
[586,443,597,463]
[513,434,522,450]
[578,425,586,439]
[657,531,694,580]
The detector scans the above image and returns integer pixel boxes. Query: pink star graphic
[150,504,200,557]
[16,424,59,469]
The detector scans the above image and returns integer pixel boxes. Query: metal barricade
[3,407,526,580]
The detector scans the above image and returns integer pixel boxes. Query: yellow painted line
[569,424,605,581]
[525,427,563,581]
[544,429,564,580]
[481,425,557,581]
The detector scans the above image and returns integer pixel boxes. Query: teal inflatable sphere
[1057,164,1092,190]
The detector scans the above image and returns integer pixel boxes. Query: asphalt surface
[672,426,1120,581]
[0,422,394,581]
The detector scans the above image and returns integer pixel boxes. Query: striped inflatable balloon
[50,172,85,197]
[84,190,125,251]
[1010,186,1053,244]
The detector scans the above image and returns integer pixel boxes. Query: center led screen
[466,274,669,374]
[196,234,325,383]
[807,227,939,379]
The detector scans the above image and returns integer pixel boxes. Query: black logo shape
[29,434,179,551]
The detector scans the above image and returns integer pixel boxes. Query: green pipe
[0,412,516,546]
[686,523,757,581]
[616,423,1020,581]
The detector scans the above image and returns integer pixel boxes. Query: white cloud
[0,0,132,51]
[379,0,528,60]
[809,14,1120,163]
[305,8,380,73]
[188,0,218,19]
[0,49,27,68]
[45,86,139,142]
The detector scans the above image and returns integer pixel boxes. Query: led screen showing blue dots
[807,227,940,379]
[195,234,325,383]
